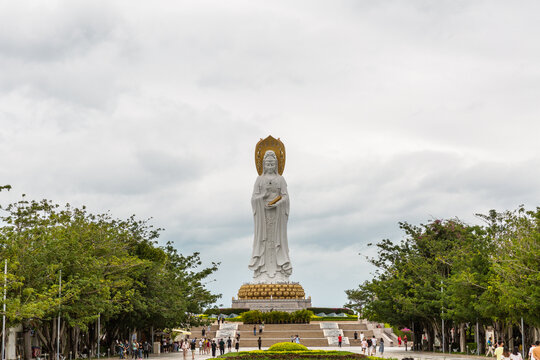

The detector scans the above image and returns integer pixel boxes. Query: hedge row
[312,316,357,321]
[242,310,313,324]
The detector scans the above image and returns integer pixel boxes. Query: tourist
[367,337,372,353]
[487,337,495,357]
[253,325,257,336]
[124,341,129,359]
[258,337,262,350]
[227,337,232,352]
[207,338,211,354]
[117,340,124,359]
[211,340,217,358]
[379,338,385,355]
[510,346,523,360]
[202,327,206,337]
[296,335,300,344]
[371,336,377,355]
[361,339,368,354]
[354,331,358,340]
[398,336,402,347]
[219,339,225,356]
[532,341,540,360]
[131,341,138,359]
[138,341,144,360]
[181,341,188,360]
[360,332,365,341]
[404,335,408,351]
[502,347,511,360]
[338,335,342,348]
[143,341,152,359]
[190,339,196,360]
[259,323,263,334]
[198,339,203,354]
[291,335,294,342]
[528,344,536,360]
[235,339,240,352]
[495,342,505,360]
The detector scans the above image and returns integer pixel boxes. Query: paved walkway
[127,346,494,360]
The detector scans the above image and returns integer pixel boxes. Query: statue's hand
[265,201,278,209]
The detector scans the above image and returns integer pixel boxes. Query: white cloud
[1,0,540,307]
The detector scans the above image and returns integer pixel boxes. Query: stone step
[186,322,387,348]
[342,330,374,338]
[236,330,325,338]
[338,323,368,330]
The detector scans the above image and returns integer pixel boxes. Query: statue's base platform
[232,282,311,312]
[232,298,312,312]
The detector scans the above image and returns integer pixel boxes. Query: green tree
[346,219,489,352]
[0,194,221,358]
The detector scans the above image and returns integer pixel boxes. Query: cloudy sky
[1,1,540,308]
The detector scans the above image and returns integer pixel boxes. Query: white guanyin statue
[249,137,292,283]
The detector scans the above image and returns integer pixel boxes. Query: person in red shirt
[338,335,342,348]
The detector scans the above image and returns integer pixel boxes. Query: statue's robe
[249,174,292,281]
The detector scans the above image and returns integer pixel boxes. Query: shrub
[290,309,313,323]
[242,310,264,324]
[267,342,308,351]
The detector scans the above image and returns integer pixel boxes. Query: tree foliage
[346,207,540,351]
[0,193,220,357]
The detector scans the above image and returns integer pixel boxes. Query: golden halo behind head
[255,135,286,175]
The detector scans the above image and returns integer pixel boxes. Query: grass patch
[267,342,308,351]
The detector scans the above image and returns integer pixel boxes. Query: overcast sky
[1,0,540,308]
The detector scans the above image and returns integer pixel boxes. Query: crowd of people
[351,331,385,355]
[115,340,152,359]
[113,330,540,360]
[486,338,540,360]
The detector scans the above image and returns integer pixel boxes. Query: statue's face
[263,158,277,174]
[263,151,277,174]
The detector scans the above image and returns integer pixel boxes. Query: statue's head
[263,150,278,174]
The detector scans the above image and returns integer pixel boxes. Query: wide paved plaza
[141,346,492,360]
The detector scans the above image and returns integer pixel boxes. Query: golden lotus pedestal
[231,282,311,312]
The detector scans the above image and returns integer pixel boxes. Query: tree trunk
[478,324,486,354]
[22,321,33,360]
[427,322,435,352]
[70,326,80,359]
[459,323,466,353]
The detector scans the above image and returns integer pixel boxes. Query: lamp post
[2,260,7,360]
[441,280,445,353]
[97,313,100,359]
[57,270,61,360]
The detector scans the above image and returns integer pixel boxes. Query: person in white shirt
[371,336,377,355]
[510,347,522,360]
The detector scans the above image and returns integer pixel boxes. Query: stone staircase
[189,321,394,348]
